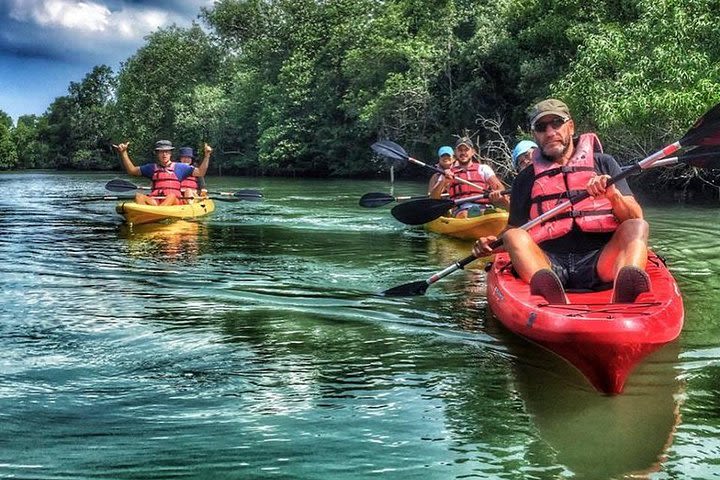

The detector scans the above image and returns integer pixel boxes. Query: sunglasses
[532,117,569,133]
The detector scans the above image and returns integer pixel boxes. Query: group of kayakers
[113,140,213,206]
[112,97,650,306]
[471,98,649,305]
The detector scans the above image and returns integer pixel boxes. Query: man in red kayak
[473,99,649,304]
[114,140,211,206]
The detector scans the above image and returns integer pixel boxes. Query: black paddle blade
[380,280,430,297]
[359,192,395,208]
[681,102,720,146]
[232,189,263,201]
[371,140,408,161]
[371,140,409,169]
[677,147,720,169]
[391,198,455,225]
[105,178,139,192]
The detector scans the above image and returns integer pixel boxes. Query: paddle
[359,191,451,208]
[105,178,263,201]
[390,189,511,225]
[381,107,720,296]
[82,194,250,204]
[371,140,491,192]
[359,192,431,208]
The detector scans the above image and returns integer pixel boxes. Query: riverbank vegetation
[1,0,719,198]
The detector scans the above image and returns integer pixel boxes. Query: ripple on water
[1,175,720,479]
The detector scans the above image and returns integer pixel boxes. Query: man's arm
[193,143,212,177]
[113,142,141,176]
[590,153,643,221]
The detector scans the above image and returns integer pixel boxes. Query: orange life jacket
[150,162,182,198]
[448,163,491,203]
[529,133,620,244]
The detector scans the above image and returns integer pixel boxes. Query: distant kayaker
[473,98,649,304]
[427,146,455,195]
[430,136,508,216]
[178,145,210,199]
[114,140,211,206]
[511,140,537,172]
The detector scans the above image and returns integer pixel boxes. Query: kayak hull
[424,211,508,240]
[116,198,215,225]
[487,251,683,394]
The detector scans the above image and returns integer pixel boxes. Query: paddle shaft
[406,157,490,192]
[106,178,262,198]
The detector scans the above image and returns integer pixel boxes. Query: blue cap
[511,140,538,167]
[437,146,454,157]
[178,146,195,158]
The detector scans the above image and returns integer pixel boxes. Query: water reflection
[487,312,682,479]
[118,220,208,260]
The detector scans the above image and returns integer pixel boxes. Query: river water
[1,171,719,479]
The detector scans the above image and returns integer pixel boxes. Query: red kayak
[487,251,684,394]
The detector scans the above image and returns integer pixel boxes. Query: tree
[113,24,224,159]
[0,110,17,169]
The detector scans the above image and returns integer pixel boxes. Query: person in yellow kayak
[473,98,649,304]
[430,136,508,216]
[427,146,455,195]
[178,145,212,199]
[114,140,211,206]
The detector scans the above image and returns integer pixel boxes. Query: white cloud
[115,8,170,39]
[8,1,183,40]
[9,0,111,32]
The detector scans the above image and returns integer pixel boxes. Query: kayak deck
[116,198,215,225]
[424,210,508,240]
[487,251,684,394]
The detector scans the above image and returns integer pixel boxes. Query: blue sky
[0,0,214,123]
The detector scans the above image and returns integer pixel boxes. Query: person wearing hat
[430,136,508,216]
[114,140,212,206]
[427,145,455,195]
[473,98,649,304]
[511,140,537,172]
[178,145,211,199]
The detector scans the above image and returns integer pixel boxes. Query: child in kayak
[427,146,455,195]
[178,145,211,201]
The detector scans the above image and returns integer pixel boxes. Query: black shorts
[546,249,612,291]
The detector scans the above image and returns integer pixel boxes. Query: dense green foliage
[1,0,719,196]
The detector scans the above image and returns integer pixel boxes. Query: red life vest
[448,163,491,203]
[150,162,182,198]
[180,175,198,192]
[529,133,620,244]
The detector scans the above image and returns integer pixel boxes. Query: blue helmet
[437,146,454,158]
[511,140,538,167]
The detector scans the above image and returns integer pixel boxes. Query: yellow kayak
[115,198,215,225]
[424,210,508,241]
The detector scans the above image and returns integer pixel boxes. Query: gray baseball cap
[154,140,174,151]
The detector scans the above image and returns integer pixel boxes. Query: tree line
[1,0,719,198]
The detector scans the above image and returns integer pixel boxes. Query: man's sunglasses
[532,117,569,133]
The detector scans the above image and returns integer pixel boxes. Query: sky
[0,0,214,123]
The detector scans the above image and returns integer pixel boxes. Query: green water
[1,171,719,479]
